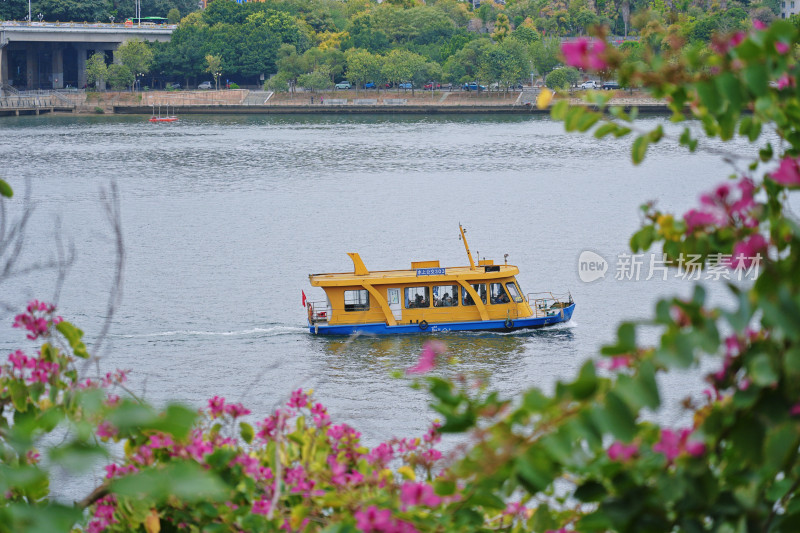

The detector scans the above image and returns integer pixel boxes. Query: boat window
[490,283,510,304]
[433,285,459,307]
[405,287,430,309]
[344,289,370,311]
[462,284,486,306]
[505,282,524,303]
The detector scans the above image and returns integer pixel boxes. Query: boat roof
[309,264,520,287]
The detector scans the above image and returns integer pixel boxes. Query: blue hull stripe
[308,304,575,335]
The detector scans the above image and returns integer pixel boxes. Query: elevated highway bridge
[0,21,174,90]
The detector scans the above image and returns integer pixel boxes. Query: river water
[0,113,759,480]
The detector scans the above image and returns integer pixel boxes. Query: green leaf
[9,380,29,412]
[240,422,254,444]
[550,99,569,120]
[632,135,649,165]
[571,361,598,400]
[55,321,90,359]
[6,503,82,533]
[434,479,456,496]
[0,179,12,198]
[594,123,617,138]
[575,480,607,502]
[598,391,637,442]
[112,461,227,502]
[49,441,108,472]
[764,423,799,473]
[749,353,778,386]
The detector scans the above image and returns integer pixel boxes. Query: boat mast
[459,224,477,271]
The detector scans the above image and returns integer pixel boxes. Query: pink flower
[367,442,394,466]
[311,402,330,427]
[96,421,118,440]
[421,449,442,463]
[753,19,767,30]
[777,73,796,90]
[653,428,705,462]
[355,506,393,533]
[8,350,28,371]
[776,41,791,54]
[791,403,800,416]
[684,208,725,233]
[407,341,447,375]
[770,156,800,187]
[653,429,682,461]
[208,396,226,418]
[730,233,768,269]
[288,388,308,409]
[225,402,251,418]
[562,38,608,71]
[252,498,271,516]
[607,441,638,461]
[400,482,441,509]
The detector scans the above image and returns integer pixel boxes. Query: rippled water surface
[0,113,757,467]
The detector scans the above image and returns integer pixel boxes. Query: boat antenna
[459,224,476,270]
[504,253,509,265]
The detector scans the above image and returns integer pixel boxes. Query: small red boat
[149,104,178,123]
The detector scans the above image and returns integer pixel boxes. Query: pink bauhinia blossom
[562,38,608,70]
[400,482,441,509]
[608,441,638,461]
[252,498,271,516]
[771,156,800,187]
[208,396,226,418]
[730,233,768,269]
[354,506,393,533]
[407,341,447,374]
[288,388,308,409]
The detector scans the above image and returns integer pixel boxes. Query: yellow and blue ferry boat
[306,226,575,335]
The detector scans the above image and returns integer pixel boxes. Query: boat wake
[111,325,307,339]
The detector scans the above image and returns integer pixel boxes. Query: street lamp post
[27,0,31,25]
[37,12,42,23]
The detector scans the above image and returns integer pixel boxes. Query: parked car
[462,82,487,91]
[423,82,441,90]
[398,82,413,89]
[334,81,352,89]
[167,82,181,90]
[602,81,620,90]
[364,82,376,89]
[198,81,213,90]
[579,80,599,89]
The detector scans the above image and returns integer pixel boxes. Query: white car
[198,81,213,89]
[579,80,600,89]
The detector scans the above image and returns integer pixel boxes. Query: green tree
[492,13,511,42]
[167,7,181,24]
[530,37,562,77]
[297,67,334,92]
[85,52,108,89]
[382,49,427,94]
[115,39,154,85]
[205,54,222,90]
[275,44,305,95]
[345,48,381,93]
[107,63,135,90]
[37,0,109,22]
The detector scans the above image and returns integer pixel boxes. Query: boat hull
[308,304,575,335]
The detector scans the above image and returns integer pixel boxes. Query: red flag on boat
[302,290,307,308]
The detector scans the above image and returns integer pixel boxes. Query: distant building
[781,0,800,18]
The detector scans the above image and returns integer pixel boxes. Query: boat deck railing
[307,301,330,324]
[527,291,573,318]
